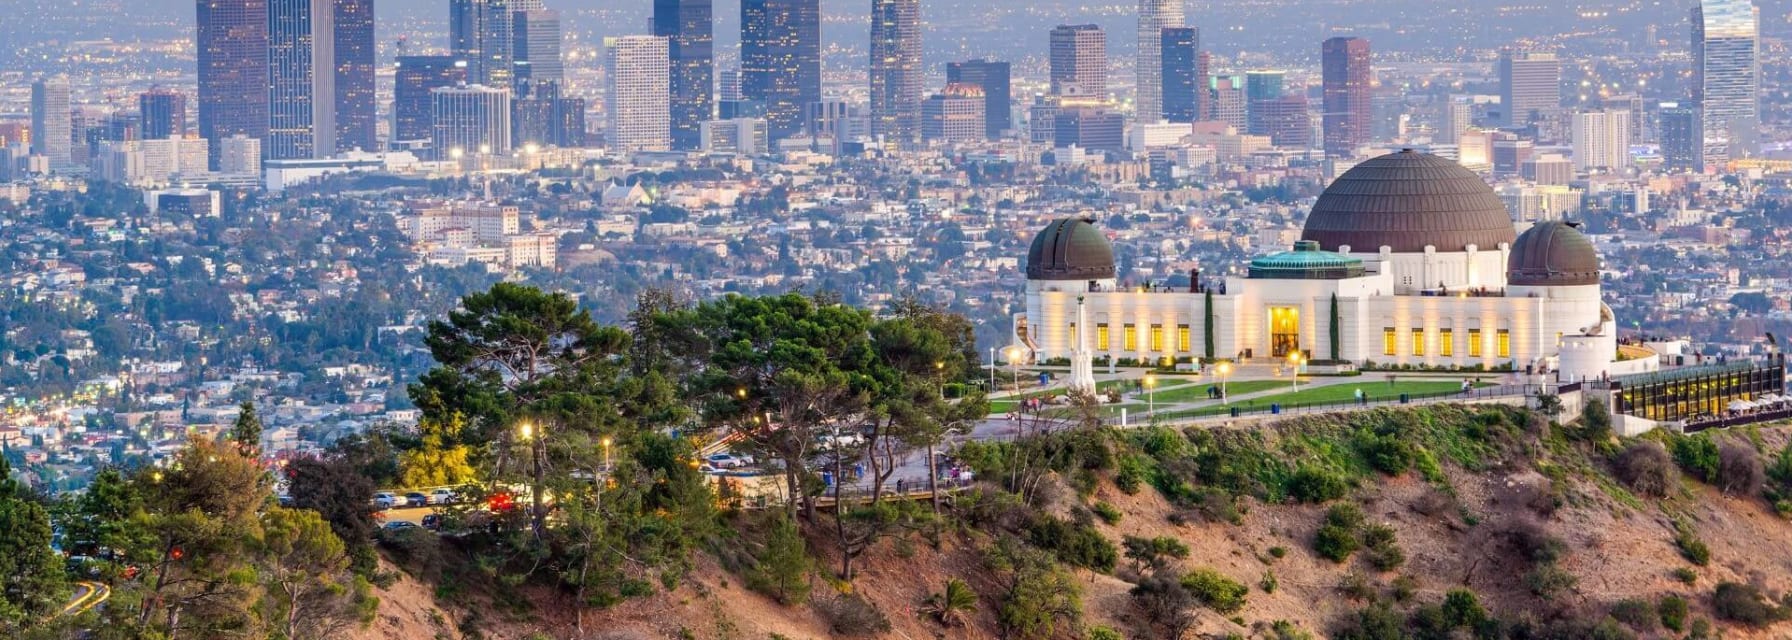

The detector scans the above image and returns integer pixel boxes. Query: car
[382,521,418,531]
[705,453,754,469]
[816,433,865,450]
[373,493,399,510]
[421,514,442,531]
[404,492,429,507]
[429,489,457,505]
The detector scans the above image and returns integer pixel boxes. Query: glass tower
[1692,0,1759,166]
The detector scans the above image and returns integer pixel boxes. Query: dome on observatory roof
[1507,221,1601,287]
[1300,149,1518,254]
[1026,217,1116,281]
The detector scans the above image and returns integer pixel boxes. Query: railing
[1683,406,1792,434]
[1150,383,1554,423]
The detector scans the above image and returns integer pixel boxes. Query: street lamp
[988,347,996,395]
[1004,346,1020,399]
[1143,373,1156,415]
[1287,352,1305,391]
[1217,362,1232,404]
[601,436,612,472]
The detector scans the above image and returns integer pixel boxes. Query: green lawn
[990,378,1194,414]
[1156,380,1492,420]
[1144,379,1285,403]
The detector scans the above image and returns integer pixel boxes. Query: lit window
[1123,324,1138,351]
[1468,329,1483,357]
[1497,329,1511,358]
[1150,324,1164,352]
[1097,324,1109,350]
[1177,325,1191,352]
[1412,328,1426,356]
[1383,328,1396,356]
[1440,329,1454,357]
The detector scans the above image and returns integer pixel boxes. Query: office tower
[1136,0,1183,122]
[1602,94,1645,144]
[653,0,713,150]
[1497,50,1559,128]
[334,0,376,152]
[30,76,72,167]
[1491,131,1532,176]
[1053,108,1124,152]
[1210,75,1246,130]
[451,0,513,86]
[268,0,339,160]
[512,82,584,148]
[921,83,985,144]
[701,118,769,154]
[1245,70,1284,103]
[139,89,187,140]
[741,0,820,140]
[1321,36,1372,157]
[1658,102,1703,172]
[1692,0,1759,164]
[869,0,922,142]
[1438,96,1471,144]
[432,84,513,158]
[1257,95,1311,147]
[1572,110,1630,171]
[605,36,671,152]
[197,0,269,169]
[946,60,1011,138]
[1049,24,1106,98]
[513,8,564,95]
[220,134,263,174]
[394,56,468,145]
[1160,27,1203,124]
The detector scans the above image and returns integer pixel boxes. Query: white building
[1572,110,1631,172]
[604,35,671,152]
[432,84,513,159]
[30,75,72,168]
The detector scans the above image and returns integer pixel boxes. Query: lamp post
[1004,346,1020,398]
[517,419,545,538]
[1287,352,1305,391]
[601,436,612,472]
[1143,372,1156,416]
[1217,362,1232,404]
[935,360,945,400]
[988,347,996,396]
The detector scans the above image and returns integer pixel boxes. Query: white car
[373,493,399,510]
[429,489,458,505]
[706,453,754,469]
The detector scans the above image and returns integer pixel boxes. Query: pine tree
[231,401,263,456]
[752,513,812,605]
[0,457,68,633]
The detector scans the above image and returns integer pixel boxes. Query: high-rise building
[1053,108,1124,152]
[1160,27,1203,124]
[220,134,262,174]
[1692,0,1759,165]
[451,0,513,87]
[921,83,985,144]
[394,56,468,146]
[741,0,820,141]
[1571,110,1631,171]
[334,0,376,152]
[719,69,741,101]
[197,0,269,169]
[1658,102,1703,173]
[653,0,713,150]
[512,81,585,148]
[1256,95,1311,148]
[806,100,858,150]
[1245,70,1285,103]
[1321,36,1372,157]
[605,35,671,152]
[30,76,72,167]
[1210,75,1246,130]
[1049,24,1106,98]
[512,8,564,95]
[432,84,513,158]
[701,118,769,154]
[1438,96,1472,144]
[946,60,1011,139]
[1136,0,1184,122]
[139,89,188,140]
[1497,50,1559,129]
[869,0,922,142]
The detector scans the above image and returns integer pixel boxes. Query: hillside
[352,404,1792,640]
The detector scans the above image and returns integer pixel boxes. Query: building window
[1123,324,1137,351]
[1412,328,1426,356]
[1150,324,1164,352]
[1177,324,1191,352]
[1097,324,1109,351]
[1468,329,1483,357]
[1497,329,1511,358]
[1440,329,1454,357]
[1383,328,1396,356]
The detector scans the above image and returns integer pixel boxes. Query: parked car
[373,493,399,510]
[421,514,442,531]
[383,521,418,531]
[705,453,754,469]
[404,492,429,507]
[429,489,457,505]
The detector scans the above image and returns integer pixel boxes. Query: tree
[286,455,378,573]
[396,413,477,489]
[231,401,262,456]
[920,578,978,627]
[1131,569,1198,639]
[1615,440,1678,498]
[750,512,811,605]
[135,438,271,637]
[258,507,370,640]
[1718,439,1765,496]
[986,538,1082,640]
[0,456,66,634]
[1577,399,1613,441]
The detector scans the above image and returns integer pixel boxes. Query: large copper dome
[1301,150,1517,253]
[1508,221,1601,286]
[1026,217,1116,281]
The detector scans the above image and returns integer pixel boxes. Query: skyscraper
[451,0,513,87]
[1049,24,1106,98]
[1497,50,1559,129]
[605,35,671,152]
[394,56,468,145]
[334,0,376,153]
[512,8,564,95]
[1571,110,1630,171]
[30,76,72,167]
[921,84,985,144]
[1160,27,1202,123]
[197,0,269,169]
[946,59,1011,138]
[1692,0,1759,165]
[1246,70,1287,136]
[1658,102,1703,173]
[1136,0,1183,122]
[1256,95,1312,148]
[1437,96,1471,144]
[432,84,512,158]
[139,89,188,140]
[741,0,820,140]
[654,0,713,150]
[268,0,339,160]
[1321,36,1372,157]
[869,0,922,143]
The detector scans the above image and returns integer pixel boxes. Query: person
[896,479,906,494]
[1354,388,1364,405]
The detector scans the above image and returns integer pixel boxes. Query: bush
[748,513,811,605]
[1028,515,1118,573]
[920,578,979,627]
[1270,620,1315,640]
[1268,546,1288,559]
[1182,568,1249,614]
[1614,440,1678,498]
[1609,597,1657,630]
[1358,432,1416,476]
[1315,504,1365,563]
[1085,626,1124,640]
[1442,588,1488,628]
[1577,400,1613,441]
[1672,567,1699,585]
[1122,535,1190,575]
[1525,563,1577,600]
[1131,570,1197,639]
[1333,603,1406,640]
[1718,439,1765,496]
[1659,594,1688,632]
[1114,454,1149,494]
[1288,465,1350,503]
[1091,501,1123,525]
[1671,435,1721,484]
[814,593,891,636]
[1361,524,1405,571]
[1712,581,1787,627]
[1260,570,1278,594]
[1674,519,1711,567]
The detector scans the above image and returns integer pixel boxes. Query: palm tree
[920,578,978,627]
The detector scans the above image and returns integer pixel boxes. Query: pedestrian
[897,479,905,494]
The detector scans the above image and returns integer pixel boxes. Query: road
[57,581,110,618]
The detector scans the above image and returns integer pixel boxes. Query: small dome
[1249,240,1366,279]
[1301,150,1517,253]
[1026,217,1116,280]
[1507,221,1600,286]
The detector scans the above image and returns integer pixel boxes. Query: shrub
[748,513,811,605]
[1361,524,1405,571]
[1688,618,1714,639]
[1712,581,1787,627]
[1671,435,1721,484]
[1260,570,1279,594]
[1525,563,1576,600]
[1268,546,1288,559]
[1609,597,1657,630]
[988,540,1083,640]
[1659,594,1688,632]
[1674,519,1711,567]
[1315,504,1365,563]
[1131,570,1198,639]
[1337,571,1375,601]
[1287,465,1350,503]
[1390,575,1418,602]
[1085,626,1124,640]
[1091,501,1123,525]
[814,593,891,636]
[1122,535,1190,574]
[1614,440,1678,498]
[1358,432,1416,476]
[1270,620,1315,640]
[1114,454,1149,494]
[1577,400,1613,441]
[1028,515,1118,573]
[1333,603,1406,640]
[1672,567,1699,585]
[1182,568,1248,614]
[1442,588,1488,628]
[920,578,978,627]
[1718,439,1765,496]
[1503,518,1566,565]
